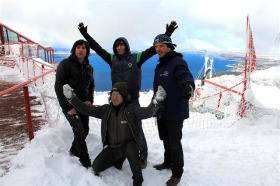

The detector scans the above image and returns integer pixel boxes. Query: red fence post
[42,64,45,84]
[33,60,37,86]
[217,92,222,108]
[239,79,247,118]
[23,86,34,140]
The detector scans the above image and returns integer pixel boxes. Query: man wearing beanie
[77,21,178,168]
[153,33,195,186]
[62,82,166,186]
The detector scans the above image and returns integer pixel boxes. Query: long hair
[70,39,90,58]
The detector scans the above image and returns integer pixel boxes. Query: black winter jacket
[55,54,94,112]
[69,96,156,148]
[81,33,155,100]
[153,51,195,120]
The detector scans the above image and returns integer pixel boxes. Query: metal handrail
[0,68,56,97]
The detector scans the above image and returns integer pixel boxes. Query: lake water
[54,52,238,91]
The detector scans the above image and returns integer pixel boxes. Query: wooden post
[23,86,34,140]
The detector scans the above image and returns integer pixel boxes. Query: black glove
[152,101,165,117]
[78,22,88,35]
[165,21,178,37]
[184,84,194,100]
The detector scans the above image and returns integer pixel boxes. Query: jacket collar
[159,51,182,64]
[69,54,89,65]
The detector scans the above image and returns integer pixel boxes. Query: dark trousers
[157,118,184,178]
[65,113,91,167]
[131,99,148,160]
[92,141,143,184]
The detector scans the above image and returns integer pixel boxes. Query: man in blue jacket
[78,21,177,168]
[153,34,195,186]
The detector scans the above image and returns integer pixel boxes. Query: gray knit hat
[153,34,177,50]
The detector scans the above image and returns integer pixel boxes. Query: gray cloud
[1,0,279,55]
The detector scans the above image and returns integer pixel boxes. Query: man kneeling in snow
[63,82,166,186]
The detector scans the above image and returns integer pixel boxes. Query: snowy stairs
[0,57,16,68]
[0,81,46,176]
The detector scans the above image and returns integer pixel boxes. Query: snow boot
[166,176,181,186]
[153,162,171,170]
[132,176,143,186]
[80,157,91,168]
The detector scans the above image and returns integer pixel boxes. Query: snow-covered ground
[0,64,279,186]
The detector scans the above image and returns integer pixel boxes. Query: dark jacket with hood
[55,54,94,113]
[69,96,157,148]
[81,32,156,100]
[153,51,195,120]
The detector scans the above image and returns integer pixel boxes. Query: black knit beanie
[111,82,128,99]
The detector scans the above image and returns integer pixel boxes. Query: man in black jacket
[78,21,177,168]
[55,39,94,168]
[153,34,195,186]
[63,82,166,186]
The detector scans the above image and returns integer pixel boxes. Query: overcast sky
[1,0,279,55]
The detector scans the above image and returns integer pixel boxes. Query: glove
[184,84,194,100]
[78,22,88,35]
[153,85,166,105]
[165,20,178,36]
[63,84,76,99]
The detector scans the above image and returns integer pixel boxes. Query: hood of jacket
[113,37,131,55]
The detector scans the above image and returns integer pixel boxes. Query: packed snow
[0,65,279,186]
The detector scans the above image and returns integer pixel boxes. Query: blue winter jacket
[153,51,195,120]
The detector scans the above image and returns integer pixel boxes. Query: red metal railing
[0,22,54,63]
[0,68,56,140]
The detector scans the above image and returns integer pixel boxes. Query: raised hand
[78,22,88,35]
[165,20,178,36]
